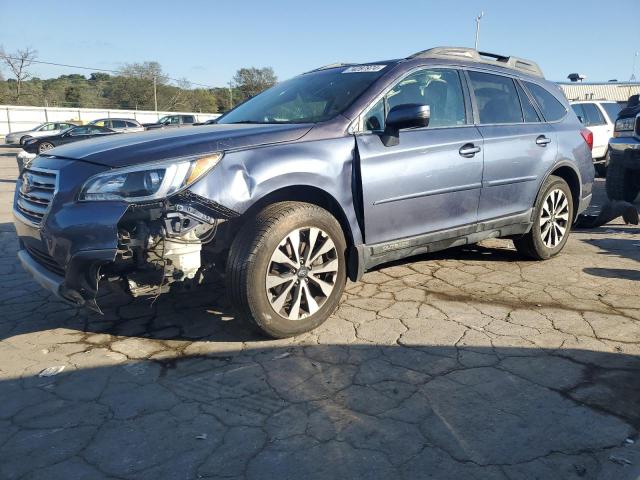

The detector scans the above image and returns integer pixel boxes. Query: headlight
[79,152,223,202]
[615,117,636,132]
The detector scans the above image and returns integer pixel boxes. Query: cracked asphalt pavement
[1,145,639,479]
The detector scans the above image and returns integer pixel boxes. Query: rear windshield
[217,66,388,124]
[601,102,622,122]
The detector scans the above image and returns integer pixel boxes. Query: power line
[2,56,218,89]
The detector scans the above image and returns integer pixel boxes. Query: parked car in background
[607,94,640,202]
[13,46,593,338]
[571,100,622,176]
[4,122,78,145]
[88,118,145,133]
[143,114,196,130]
[22,125,117,154]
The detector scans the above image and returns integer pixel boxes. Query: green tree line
[0,49,277,113]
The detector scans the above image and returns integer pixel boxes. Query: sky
[0,0,639,87]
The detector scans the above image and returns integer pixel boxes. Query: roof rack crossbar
[408,47,544,78]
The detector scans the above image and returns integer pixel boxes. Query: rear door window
[524,82,567,122]
[468,71,523,124]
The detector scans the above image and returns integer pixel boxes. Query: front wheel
[226,202,347,338]
[514,175,574,260]
[38,142,54,154]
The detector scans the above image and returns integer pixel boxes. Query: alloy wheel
[539,188,570,248]
[265,226,339,320]
[39,142,54,153]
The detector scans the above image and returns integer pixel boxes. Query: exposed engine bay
[105,192,237,299]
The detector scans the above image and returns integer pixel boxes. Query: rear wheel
[38,142,54,154]
[226,202,347,338]
[514,175,573,260]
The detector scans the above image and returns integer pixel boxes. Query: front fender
[188,137,363,245]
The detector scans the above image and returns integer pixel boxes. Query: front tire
[606,160,640,203]
[514,175,574,260]
[226,202,347,338]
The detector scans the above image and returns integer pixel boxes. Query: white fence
[0,105,220,136]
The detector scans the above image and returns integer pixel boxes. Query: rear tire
[606,160,640,202]
[514,175,574,260]
[226,202,347,338]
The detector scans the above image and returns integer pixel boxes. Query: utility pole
[153,75,158,114]
[228,81,233,110]
[474,11,484,51]
[631,51,639,82]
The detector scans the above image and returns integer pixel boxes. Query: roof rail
[408,47,544,78]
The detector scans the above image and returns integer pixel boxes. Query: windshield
[158,116,170,123]
[601,102,622,122]
[217,66,389,124]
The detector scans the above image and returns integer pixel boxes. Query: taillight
[580,128,593,151]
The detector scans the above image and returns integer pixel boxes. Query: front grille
[16,167,57,225]
[24,244,65,277]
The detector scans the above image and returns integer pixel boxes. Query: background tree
[0,46,37,100]
[0,56,277,113]
[232,67,277,105]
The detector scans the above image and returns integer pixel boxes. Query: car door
[62,126,92,145]
[467,71,558,222]
[582,103,609,158]
[356,67,483,245]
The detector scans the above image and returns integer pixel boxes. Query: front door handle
[459,143,481,157]
[536,135,551,146]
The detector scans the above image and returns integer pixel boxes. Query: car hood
[48,123,313,167]
[6,129,33,137]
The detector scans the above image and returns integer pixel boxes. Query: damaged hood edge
[45,123,314,168]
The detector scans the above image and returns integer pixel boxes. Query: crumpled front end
[13,155,238,312]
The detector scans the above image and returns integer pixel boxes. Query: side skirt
[350,210,533,280]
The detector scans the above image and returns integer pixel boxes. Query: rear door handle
[459,143,481,157]
[536,135,551,146]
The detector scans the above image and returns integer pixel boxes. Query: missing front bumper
[18,247,117,312]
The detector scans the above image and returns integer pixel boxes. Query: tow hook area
[108,195,232,299]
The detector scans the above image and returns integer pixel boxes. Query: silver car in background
[87,118,145,133]
[4,121,78,145]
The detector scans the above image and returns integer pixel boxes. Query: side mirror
[381,104,430,147]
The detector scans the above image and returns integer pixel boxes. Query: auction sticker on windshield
[343,65,386,73]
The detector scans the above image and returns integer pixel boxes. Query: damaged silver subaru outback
[14,47,594,337]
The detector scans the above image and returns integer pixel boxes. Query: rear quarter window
[524,82,567,122]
